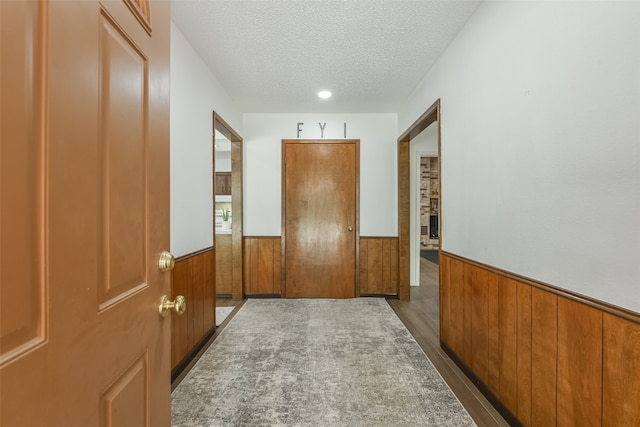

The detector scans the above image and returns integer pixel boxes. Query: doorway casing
[397,99,441,301]
[213,112,244,300]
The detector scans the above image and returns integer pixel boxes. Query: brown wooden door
[283,140,359,298]
[1,1,171,425]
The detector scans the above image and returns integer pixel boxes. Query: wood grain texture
[603,313,640,427]
[397,140,410,301]
[440,252,640,427]
[463,263,473,365]
[191,255,205,346]
[244,237,281,295]
[516,281,532,426]
[470,265,489,384]
[215,234,233,295]
[171,258,191,369]
[439,254,451,345]
[448,257,465,359]
[389,258,510,427]
[283,141,357,298]
[367,238,383,293]
[531,287,557,427]
[389,239,399,293]
[557,297,602,427]
[359,239,368,293]
[230,133,244,300]
[214,172,231,195]
[359,237,398,294]
[171,249,215,370]
[487,271,500,394]
[498,276,518,414]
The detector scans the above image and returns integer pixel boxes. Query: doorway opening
[213,112,244,301]
[416,150,440,284]
[397,99,441,302]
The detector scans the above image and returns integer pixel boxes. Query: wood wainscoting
[440,252,640,427]
[242,236,399,297]
[360,237,399,296]
[171,247,215,371]
[244,237,282,295]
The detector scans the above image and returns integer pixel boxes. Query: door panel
[98,10,148,309]
[284,141,358,298]
[0,0,47,365]
[0,1,171,425]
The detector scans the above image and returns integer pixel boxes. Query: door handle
[348,226,354,232]
[159,295,186,317]
[158,251,175,272]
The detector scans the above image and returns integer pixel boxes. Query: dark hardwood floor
[388,258,509,427]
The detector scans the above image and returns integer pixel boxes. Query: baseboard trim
[441,341,523,427]
[215,293,232,298]
[171,324,217,384]
[360,293,398,299]
[246,293,281,298]
[441,250,640,324]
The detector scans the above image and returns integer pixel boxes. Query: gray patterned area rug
[172,299,475,426]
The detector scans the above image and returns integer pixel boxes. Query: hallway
[172,258,508,426]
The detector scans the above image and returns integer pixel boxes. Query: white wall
[170,22,242,257]
[400,1,640,312]
[242,114,398,236]
[410,123,438,286]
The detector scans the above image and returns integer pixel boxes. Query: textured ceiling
[171,0,482,113]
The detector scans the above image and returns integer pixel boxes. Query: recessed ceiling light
[318,90,332,99]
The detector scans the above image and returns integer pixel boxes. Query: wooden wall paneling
[257,238,274,293]
[249,238,259,293]
[463,263,473,365]
[439,254,451,345]
[470,265,490,384]
[389,238,399,293]
[498,276,518,414]
[440,251,640,427]
[603,313,640,426]
[516,281,532,426]
[273,239,282,294]
[243,237,252,294]
[557,297,603,427]
[359,239,369,294]
[243,237,282,295]
[449,257,465,358]
[171,257,192,369]
[367,238,383,293]
[487,271,500,394]
[204,249,215,332]
[382,239,391,292]
[531,287,557,427]
[191,255,204,347]
[171,249,216,371]
[359,238,399,295]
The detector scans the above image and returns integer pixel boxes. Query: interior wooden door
[283,140,358,298]
[1,1,171,425]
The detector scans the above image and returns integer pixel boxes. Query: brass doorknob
[348,226,354,232]
[159,295,186,317]
[158,251,175,272]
